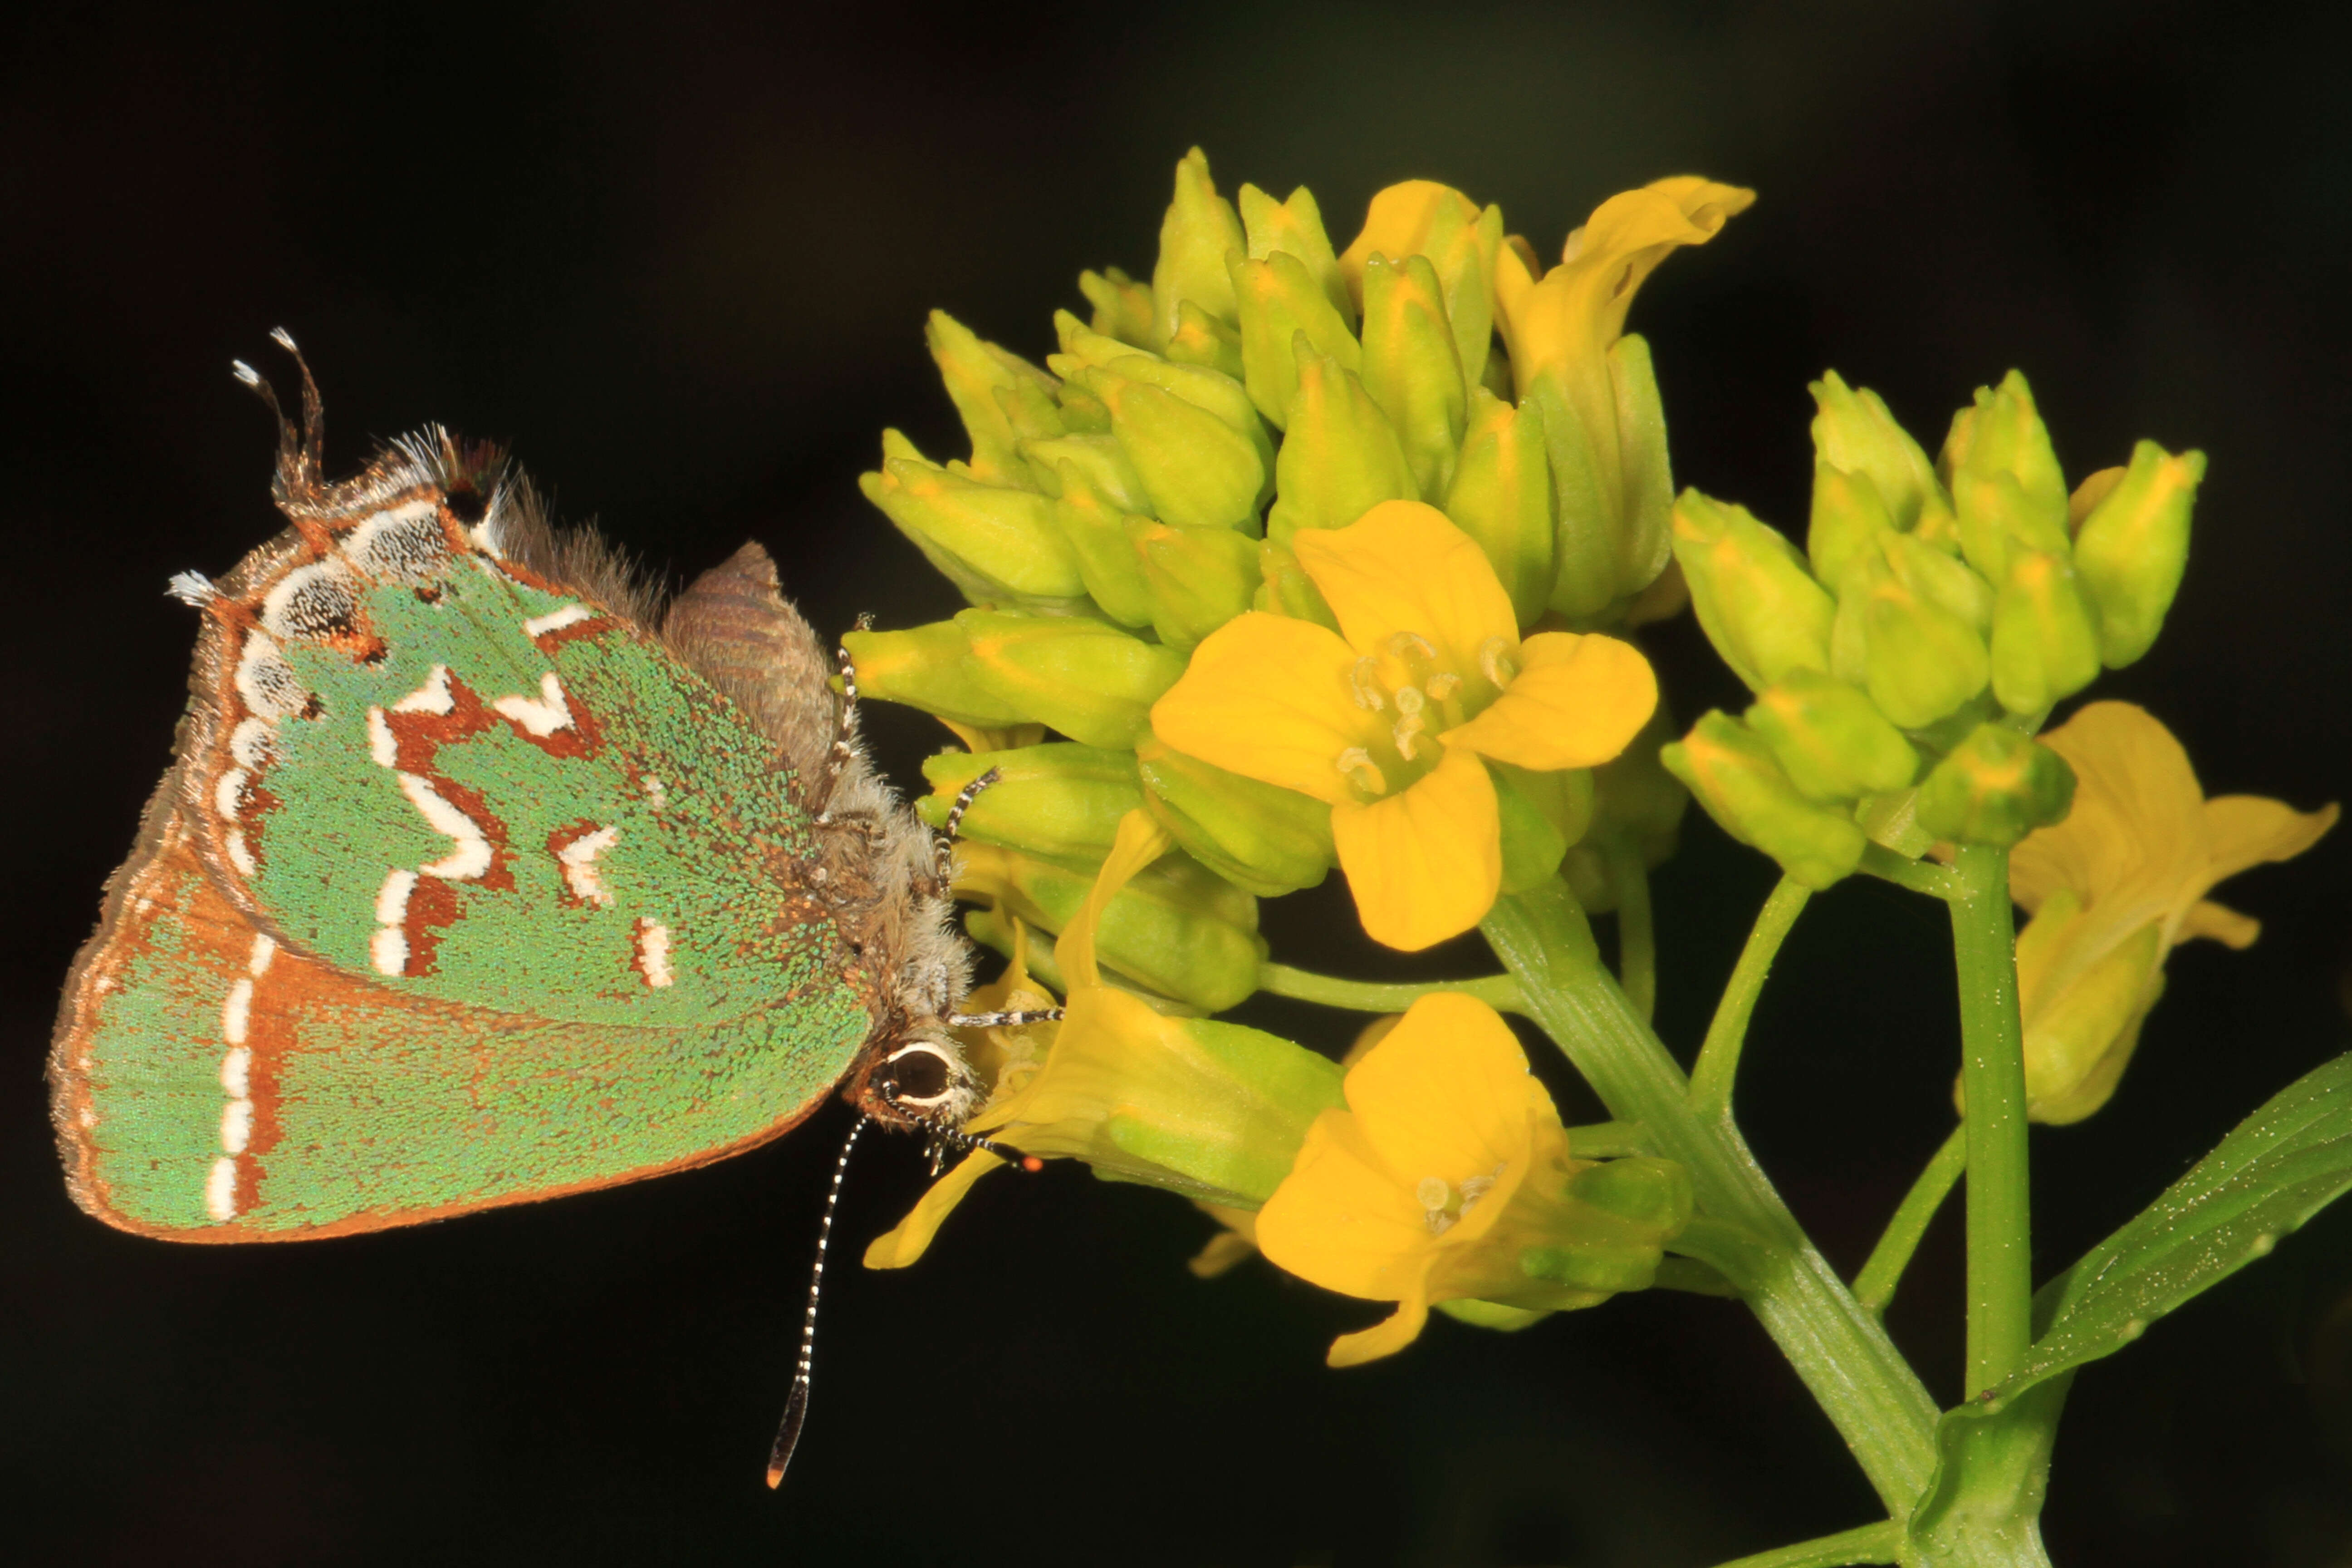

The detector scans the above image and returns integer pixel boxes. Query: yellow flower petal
[1335,180,1481,303]
[2200,795,2339,888]
[1343,992,1544,1193]
[1258,1107,1440,1301]
[1149,611,1373,803]
[1293,500,1519,676]
[1326,1291,1432,1367]
[2178,899,2262,950]
[2012,701,2204,917]
[863,1149,1006,1269]
[1052,808,1175,990]
[1443,631,1658,771]
[1330,744,1501,950]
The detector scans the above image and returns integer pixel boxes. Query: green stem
[1947,844,2034,1397]
[1255,963,1522,1015]
[1859,842,1961,900]
[1483,882,1942,1517]
[1853,1123,1968,1316]
[1707,1521,1900,1568]
[1687,877,1811,1119]
[1605,838,1658,1024]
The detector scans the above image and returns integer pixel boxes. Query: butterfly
[48,334,1039,1250]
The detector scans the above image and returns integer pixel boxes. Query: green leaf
[1981,1052,2352,1414]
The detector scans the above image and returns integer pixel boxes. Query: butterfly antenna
[766,1114,867,1490]
[935,767,1002,888]
[816,616,874,823]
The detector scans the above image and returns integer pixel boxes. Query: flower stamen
[1477,636,1517,688]
[1348,657,1386,712]
[1335,746,1387,797]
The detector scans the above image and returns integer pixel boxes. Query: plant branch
[1687,877,1811,1118]
[1706,1521,1900,1568]
[1854,1123,1968,1316]
[1605,838,1658,1024]
[1860,842,1961,900]
[1947,844,2034,1397]
[1256,963,1522,1015]
[1483,881,1942,1518]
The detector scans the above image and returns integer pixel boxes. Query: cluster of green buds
[1661,370,2204,886]
[850,148,1750,995]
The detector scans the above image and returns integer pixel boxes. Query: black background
[8,3,2352,1563]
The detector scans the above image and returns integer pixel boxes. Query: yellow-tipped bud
[1445,387,1557,626]
[1358,252,1468,500]
[1808,371,1951,535]
[920,744,1144,859]
[925,311,1057,488]
[861,435,1088,606]
[1335,181,1504,381]
[1808,461,1899,590]
[1128,519,1260,652]
[1166,299,1245,380]
[1078,265,1156,349]
[1669,490,1836,691]
[1045,460,1156,628]
[2072,439,2205,668]
[1833,555,1991,730]
[1135,732,1334,897]
[1230,250,1363,427]
[1022,433,1148,513]
[1084,359,1269,532]
[956,609,1188,749]
[1238,182,1353,324]
[1949,371,2072,583]
[1913,722,2077,848]
[1252,540,1341,630]
[1744,670,1920,804]
[1989,549,2102,716]
[1150,147,1245,351]
[842,619,1029,729]
[1660,711,1865,890]
[1264,343,1418,544]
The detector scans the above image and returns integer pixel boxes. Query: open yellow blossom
[1150,500,1658,950]
[1998,701,2336,1123]
[1258,991,1689,1367]
[1492,176,1754,444]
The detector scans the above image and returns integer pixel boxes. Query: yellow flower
[1257,991,1689,1366]
[2000,701,2336,1123]
[1150,500,1658,950]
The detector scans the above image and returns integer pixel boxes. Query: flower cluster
[1661,372,2205,886]
[847,149,1749,973]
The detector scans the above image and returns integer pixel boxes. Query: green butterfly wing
[52,434,876,1240]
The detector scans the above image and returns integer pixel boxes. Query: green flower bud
[1560,701,1687,914]
[1359,252,1467,500]
[1338,186,1505,392]
[1166,299,1245,381]
[1519,1158,1694,1294]
[1527,375,1616,620]
[2072,439,2205,668]
[1744,669,1919,803]
[992,372,1068,447]
[1230,250,1363,428]
[956,841,1266,1012]
[1950,372,2071,583]
[1050,308,1144,375]
[956,609,1187,749]
[1253,541,1341,631]
[1238,182,1352,324]
[1988,549,2102,716]
[1809,371,1951,534]
[1078,265,1156,350]
[1838,555,1992,730]
[1045,460,1156,628]
[1128,519,1259,651]
[1264,342,1418,544]
[1493,761,1598,894]
[842,620,1029,730]
[925,311,1056,489]
[1607,334,1676,608]
[1023,433,1148,512]
[1054,381,1113,435]
[861,434,1088,606]
[1669,490,1836,691]
[1135,733,1333,897]
[920,744,1144,859]
[1084,359,1269,532]
[1879,529,1995,632]
[1445,387,1556,627]
[1150,147,1245,351]
[1913,722,2077,847]
[1808,461,1898,590]
[1660,711,1866,890]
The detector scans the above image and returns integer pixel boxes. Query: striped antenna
[765,1115,867,1489]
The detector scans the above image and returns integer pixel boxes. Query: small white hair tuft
[230,360,261,387]
[268,326,298,352]
[166,571,219,606]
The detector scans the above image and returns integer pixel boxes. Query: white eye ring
[884,1042,961,1109]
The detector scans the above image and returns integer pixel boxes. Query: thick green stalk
[1604,838,1658,1024]
[1853,1123,1968,1316]
[1687,877,1811,1117]
[1256,964,1522,1014]
[1708,1521,1900,1568]
[1947,845,2034,1396]
[1484,882,1942,1516]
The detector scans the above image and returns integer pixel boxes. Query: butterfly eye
[444,486,489,524]
[883,1042,955,1107]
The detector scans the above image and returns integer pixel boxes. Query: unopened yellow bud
[1264,343,1418,544]
[1445,388,1556,626]
[1150,147,1245,351]
[1358,253,1468,501]
[1022,433,1148,512]
[1808,461,1898,589]
[1128,519,1260,652]
[1165,299,1245,380]
[1745,669,1919,804]
[1230,250,1362,427]
[1135,733,1334,897]
[1913,722,2076,847]
[956,610,1187,749]
[925,311,1057,488]
[1335,181,1504,380]
[2072,440,2205,668]
[1238,182,1352,323]
[842,619,1029,730]
[1834,555,1991,730]
[1809,371,1951,534]
[1083,359,1269,532]
[1669,490,1835,691]
[861,436,1088,606]
[1949,372,2071,583]
[1989,549,2102,716]
[1660,711,1865,889]
[921,744,1143,859]
[1078,265,1156,349]
[1045,460,1156,628]
[1252,541,1341,630]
